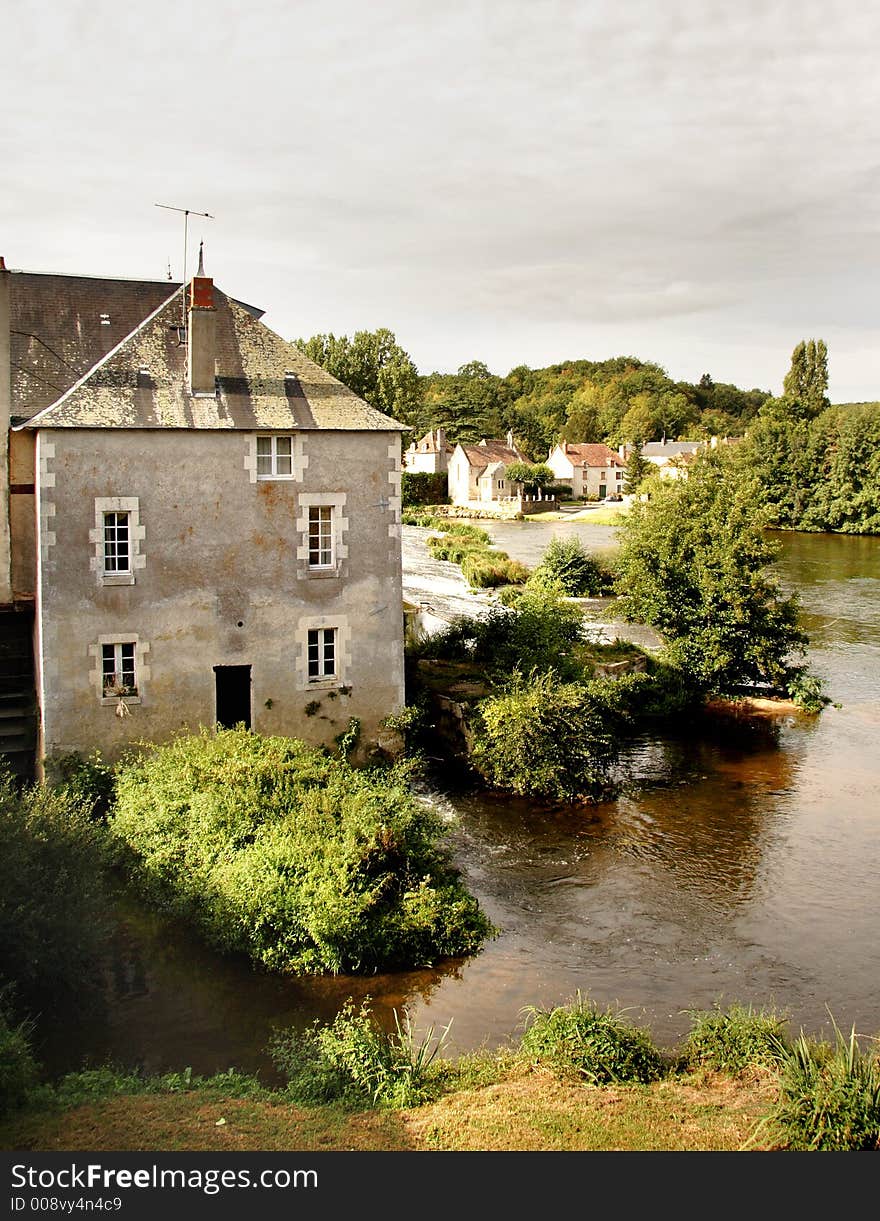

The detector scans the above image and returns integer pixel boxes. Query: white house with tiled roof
[0,250,406,773]
[403,427,453,474]
[547,441,624,500]
[447,432,527,506]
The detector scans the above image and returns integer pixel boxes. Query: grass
[764,1021,880,1150]
[6,999,878,1151]
[519,994,664,1084]
[679,1003,789,1075]
[0,1060,777,1152]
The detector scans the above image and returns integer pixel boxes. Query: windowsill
[257,474,295,482]
[306,677,340,690]
[306,567,339,579]
[101,694,141,706]
[102,574,136,586]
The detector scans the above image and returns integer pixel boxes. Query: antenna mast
[154,203,215,326]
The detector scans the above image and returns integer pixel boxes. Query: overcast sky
[3,1,879,400]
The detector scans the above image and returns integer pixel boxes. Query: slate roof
[642,440,704,459]
[11,272,403,433]
[10,272,186,421]
[555,442,621,468]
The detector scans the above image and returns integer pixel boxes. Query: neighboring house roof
[411,429,453,453]
[15,280,403,432]
[10,271,186,421]
[555,442,621,468]
[457,440,524,474]
[642,440,703,458]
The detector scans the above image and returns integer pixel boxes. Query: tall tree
[782,339,829,418]
[615,449,811,694]
[622,441,650,494]
[296,328,422,426]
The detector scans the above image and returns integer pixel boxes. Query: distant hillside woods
[295,330,770,456]
[297,329,880,534]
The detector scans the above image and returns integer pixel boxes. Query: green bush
[413,583,584,678]
[0,776,110,1021]
[470,670,620,801]
[401,471,449,507]
[785,669,831,713]
[680,1004,789,1074]
[47,750,116,820]
[401,508,444,528]
[270,999,448,1109]
[0,1003,39,1118]
[460,552,530,589]
[769,1021,880,1151]
[530,537,614,596]
[110,729,493,974]
[440,523,491,544]
[519,993,664,1084]
[425,535,482,564]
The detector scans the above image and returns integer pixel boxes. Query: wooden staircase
[0,608,37,782]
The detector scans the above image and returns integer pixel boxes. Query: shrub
[0,1003,39,1118]
[413,583,584,678]
[0,775,110,1021]
[425,535,483,564]
[519,993,664,1084]
[269,999,448,1108]
[785,668,831,713]
[530,537,614,596]
[401,508,444,528]
[440,523,491,544]
[680,1003,789,1074]
[401,471,449,507]
[110,729,493,974]
[46,751,116,820]
[469,670,620,801]
[460,552,530,589]
[769,1021,880,1151]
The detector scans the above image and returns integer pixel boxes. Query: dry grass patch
[1,1092,411,1152]
[403,1066,777,1151]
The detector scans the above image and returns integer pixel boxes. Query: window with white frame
[307,628,336,681]
[102,642,138,696]
[308,506,334,569]
[256,434,294,478]
[91,496,143,586]
[103,511,131,575]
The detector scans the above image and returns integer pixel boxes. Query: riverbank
[0,1061,778,1152]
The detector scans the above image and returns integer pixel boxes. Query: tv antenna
[154,203,215,326]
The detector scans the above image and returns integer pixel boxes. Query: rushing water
[38,521,880,1079]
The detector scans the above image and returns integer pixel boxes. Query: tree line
[297,329,880,534]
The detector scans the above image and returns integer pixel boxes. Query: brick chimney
[0,258,12,603]
[187,242,216,396]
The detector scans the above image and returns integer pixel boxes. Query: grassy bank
[4,999,877,1151]
[1,1063,775,1152]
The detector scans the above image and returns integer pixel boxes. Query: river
[38,520,880,1079]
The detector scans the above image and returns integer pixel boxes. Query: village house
[402,427,453,475]
[446,432,528,506]
[546,441,624,500]
[0,251,406,777]
[639,439,706,477]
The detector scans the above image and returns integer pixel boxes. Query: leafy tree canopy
[614,450,812,695]
[296,328,422,428]
[505,462,555,493]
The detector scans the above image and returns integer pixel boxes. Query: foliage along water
[36,522,880,1081]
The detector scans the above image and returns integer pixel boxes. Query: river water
[39,518,880,1079]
